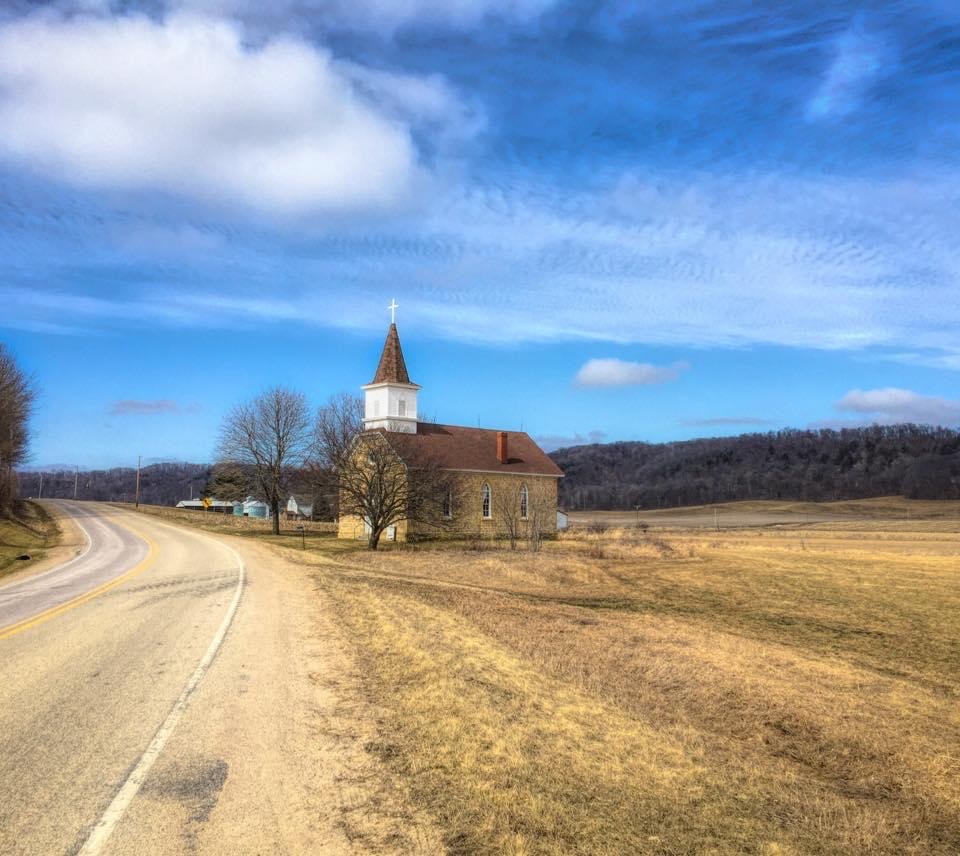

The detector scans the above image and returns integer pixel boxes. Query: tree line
[551,424,960,510]
[0,344,35,517]
[18,462,213,508]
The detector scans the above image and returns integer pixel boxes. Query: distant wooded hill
[18,462,211,507]
[20,424,960,512]
[550,425,960,510]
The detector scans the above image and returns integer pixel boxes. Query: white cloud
[574,359,688,388]
[0,13,473,214]
[835,387,960,426]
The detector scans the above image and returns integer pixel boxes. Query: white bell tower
[363,300,420,434]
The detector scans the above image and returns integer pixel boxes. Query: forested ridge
[19,424,960,512]
[551,424,960,510]
[18,462,211,507]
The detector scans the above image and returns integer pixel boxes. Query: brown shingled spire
[371,323,413,385]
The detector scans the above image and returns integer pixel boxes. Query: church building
[338,309,563,542]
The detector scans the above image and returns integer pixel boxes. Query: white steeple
[362,302,420,434]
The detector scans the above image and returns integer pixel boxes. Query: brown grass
[125,502,350,550]
[0,501,59,580]
[144,497,960,853]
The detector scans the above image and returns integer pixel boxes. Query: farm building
[286,495,314,520]
[174,496,269,517]
[175,498,236,514]
[238,496,269,518]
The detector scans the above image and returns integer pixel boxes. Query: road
[0,502,439,856]
[0,503,149,637]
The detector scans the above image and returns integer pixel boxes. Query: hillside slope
[551,424,960,510]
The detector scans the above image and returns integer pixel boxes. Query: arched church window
[399,398,406,417]
[481,483,492,519]
[520,484,529,519]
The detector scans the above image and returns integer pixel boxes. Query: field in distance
[573,495,960,532]
[126,498,960,854]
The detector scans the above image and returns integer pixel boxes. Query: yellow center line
[0,518,160,642]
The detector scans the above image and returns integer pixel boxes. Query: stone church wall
[339,471,559,542]
[424,471,558,541]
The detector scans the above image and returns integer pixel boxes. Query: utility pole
[135,455,141,509]
[38,471,43,500]
[73,466,79,501]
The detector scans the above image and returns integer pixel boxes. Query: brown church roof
[370,323,414,385]
[373,423,564,477]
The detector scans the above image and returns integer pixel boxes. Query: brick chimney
[497,431,509,464]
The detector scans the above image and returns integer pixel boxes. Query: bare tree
[0,344,36,516]
[312,393,364,465]
[496,483,553,551]
[306,392,365,516]
[526,489,554,552]
[217,387,311,535]
[311,393,460,549]
[498,483,526,550]
[334,434,455,550]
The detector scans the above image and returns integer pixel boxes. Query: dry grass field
[0,501,60,580]
[132,498,960,854]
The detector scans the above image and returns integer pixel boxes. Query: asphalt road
[0,501,438,856]
[0,502,247,855]
[0,502,149,635]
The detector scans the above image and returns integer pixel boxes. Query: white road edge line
[77,530,246,856]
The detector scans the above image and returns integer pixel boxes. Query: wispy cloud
[536,430,607,452]
[834,387,960,426]
[159,0,559,36]
[806,21,893,121]
[574,359,688,388]
[680,417,774,427]
[6,165,960,365]
[110,399,199,415]
[878,351,960,372]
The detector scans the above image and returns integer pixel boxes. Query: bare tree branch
[497,482,525,550]
[301,392,365,521]
[216,386,311,535]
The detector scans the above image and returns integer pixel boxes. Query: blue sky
[2,0,959,468]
